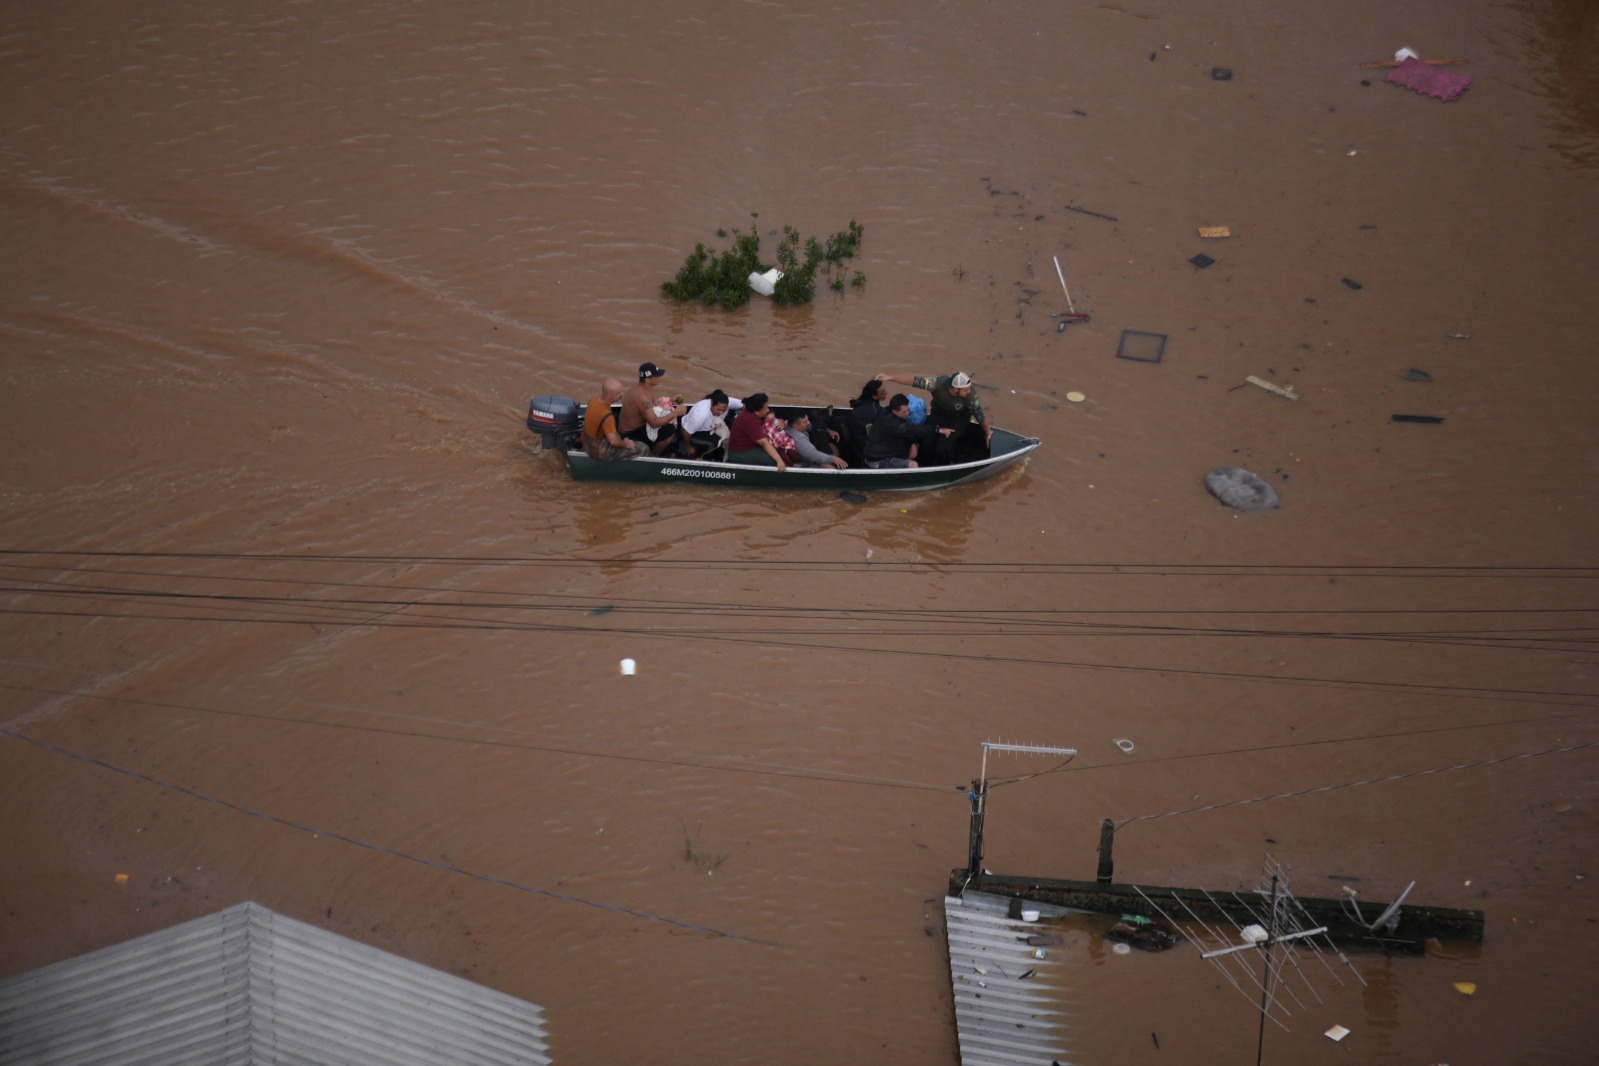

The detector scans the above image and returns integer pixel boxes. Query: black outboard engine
[527,395,580,451]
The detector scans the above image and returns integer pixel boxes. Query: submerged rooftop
[0,901,552,1066]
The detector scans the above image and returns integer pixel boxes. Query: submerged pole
[1096,818,1115,883]
[1256,874,1279,1066]
[964,779,986,888]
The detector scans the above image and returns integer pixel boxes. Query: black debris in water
[840,491,867,504]
[1117,330,1168,363]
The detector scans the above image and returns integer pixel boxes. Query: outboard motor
[527,395,580,451]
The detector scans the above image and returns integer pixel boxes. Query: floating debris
[1064,203,1119,222]
[1205,466,1280,510]
[1107,914,1179,952]
[1117,330,1167,364]
[1386,56,1472,101]
[1244,375,1300,401]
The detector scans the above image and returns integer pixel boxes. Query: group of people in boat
[581,362,992,471]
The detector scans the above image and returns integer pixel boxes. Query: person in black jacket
[862,394,921,468]
[843,377,887,467]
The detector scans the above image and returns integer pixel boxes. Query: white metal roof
[945,892,1071,1066]
[0,902,551,1066]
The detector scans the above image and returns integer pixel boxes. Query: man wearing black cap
[876,370,991,464]
[618,362,689,456]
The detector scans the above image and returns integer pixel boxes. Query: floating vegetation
[662,213,865,310]
[679,818,728,872]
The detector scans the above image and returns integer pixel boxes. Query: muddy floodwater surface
[3,1,1597,1063]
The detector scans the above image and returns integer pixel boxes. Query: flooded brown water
[3,1,1597,1062]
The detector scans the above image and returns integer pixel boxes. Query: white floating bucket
[620,658,636,676]
[748,268,782,296]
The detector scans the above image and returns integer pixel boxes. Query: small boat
[527,395,1041,491]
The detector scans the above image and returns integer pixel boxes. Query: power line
[8,575,1599,628]
[4,602,1594,709]
[0,727,773,945]
[4,548,1599,577]
[2,672,1589,797]
[0,680,952,793]
[1116,741,1599,829]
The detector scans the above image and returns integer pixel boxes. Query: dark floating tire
[1205,466,1279,510]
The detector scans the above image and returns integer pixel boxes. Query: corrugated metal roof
[945,893,1071,1066]
[0,902,552,1065]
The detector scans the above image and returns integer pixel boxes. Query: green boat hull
[560,426,1040,491]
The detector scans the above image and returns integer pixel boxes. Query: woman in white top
[681,389,742,459]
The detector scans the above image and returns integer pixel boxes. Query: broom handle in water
[1360,56,1468,68]
[1053,255,1076,314]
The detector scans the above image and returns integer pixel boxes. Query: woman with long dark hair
[680,388,741,459]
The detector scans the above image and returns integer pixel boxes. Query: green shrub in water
[661,214,864,309]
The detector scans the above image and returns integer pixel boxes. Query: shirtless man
[617,362,689,456]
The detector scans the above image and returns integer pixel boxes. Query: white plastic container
[748,268,782,296]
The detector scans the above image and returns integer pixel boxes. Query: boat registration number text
[662,466,736,480]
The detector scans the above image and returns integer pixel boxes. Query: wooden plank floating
[949,870,1484,953]
[1244,375,1300,401]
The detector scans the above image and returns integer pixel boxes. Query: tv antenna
[958,741,1077,896]
[1135,855,1367,1062]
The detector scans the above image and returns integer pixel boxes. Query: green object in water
[586,605,615,617]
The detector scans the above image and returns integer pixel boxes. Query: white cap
[950,372,972,388]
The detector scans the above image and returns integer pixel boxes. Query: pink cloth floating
[1385,57,1471,102]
